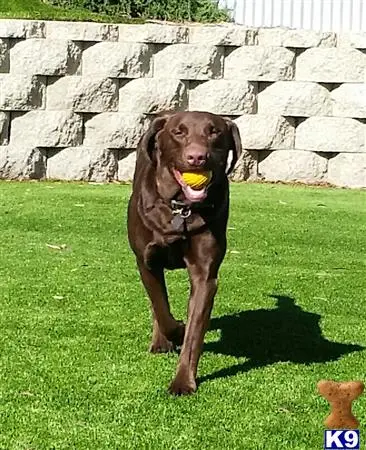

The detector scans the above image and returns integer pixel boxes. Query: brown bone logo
[318,380,364,429]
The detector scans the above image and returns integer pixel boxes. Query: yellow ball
[181,171,212,190]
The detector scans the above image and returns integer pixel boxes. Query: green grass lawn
[0,181,365,449]
[0,0,132,23]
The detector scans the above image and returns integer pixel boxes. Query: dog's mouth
[173,169,212,203]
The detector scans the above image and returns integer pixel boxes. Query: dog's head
[139,111,242,203]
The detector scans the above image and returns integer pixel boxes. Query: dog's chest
[152,240,187,270]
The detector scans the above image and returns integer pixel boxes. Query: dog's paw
[168,376,197,396]
[149,335,175,353]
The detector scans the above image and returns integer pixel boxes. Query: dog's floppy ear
[139,111,176,162]
[224,118,242,175]
[138,116,168,162]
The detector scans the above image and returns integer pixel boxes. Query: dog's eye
[209,126,219,136]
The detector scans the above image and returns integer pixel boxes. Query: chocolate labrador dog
[127,111,241,395]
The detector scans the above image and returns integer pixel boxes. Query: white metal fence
[219,0,366,32]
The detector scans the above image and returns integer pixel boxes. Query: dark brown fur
[127,111,242,395]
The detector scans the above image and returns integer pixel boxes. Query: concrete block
[234,114,295,150]
[83,42,153,78]
[258,150,327,183]
[296,117,365,153]
[0,75,45,110]
[117,150,136,182]
[10,39,81,76]
[225,46,295,81]
[327,153,366,188]
[189,24,258,46]
[229,150,258,181]
[47,76,118,113]
[47,147,117,182]
[84,113,150,148]
[0,145,46,179]
[189,80,257,115]
[0,20,45,38]
[119,78,187,113]
[258,81,332,117]
[258,27,336,47]
[119,23,188,43]
[46,21,118,41]
[154,44,224,80]
[331,84,366,118]
[296,48,366,82]
[11,111,83,147]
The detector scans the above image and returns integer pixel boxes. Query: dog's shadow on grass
[199,294,364,385]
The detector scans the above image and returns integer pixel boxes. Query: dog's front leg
[169,265,218,395]
[137,260,185,352]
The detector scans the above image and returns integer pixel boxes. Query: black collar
[170,199,215,230]
[170,200,192,230]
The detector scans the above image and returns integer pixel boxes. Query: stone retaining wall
[0,19,365,187]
